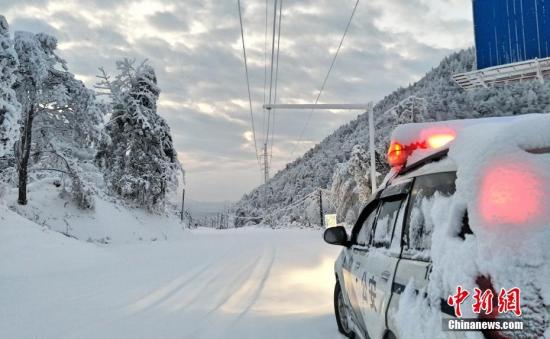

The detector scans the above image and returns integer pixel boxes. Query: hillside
[234,48,550,226]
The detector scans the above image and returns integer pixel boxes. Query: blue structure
[473,0,550,69]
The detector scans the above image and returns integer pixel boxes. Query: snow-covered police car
[324,114,550,339]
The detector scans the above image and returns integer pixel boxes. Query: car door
[386,172,458,335]
[356,180,411,339]
[344,198,380,334]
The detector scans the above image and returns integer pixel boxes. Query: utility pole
[264,102,378,193]
[180,188,185,223]
[319,189,324,228]
[367,103,376,193]
[263,142,269,183]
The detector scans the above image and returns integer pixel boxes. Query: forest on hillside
[234,48,550,227]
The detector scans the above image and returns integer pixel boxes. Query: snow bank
[4,178,187,244]
[0,205,109,277]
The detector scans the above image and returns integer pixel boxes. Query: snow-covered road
[1,223,344,339]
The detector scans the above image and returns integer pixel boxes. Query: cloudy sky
[5,0,473,202]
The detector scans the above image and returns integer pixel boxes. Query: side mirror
[323,226,350,247]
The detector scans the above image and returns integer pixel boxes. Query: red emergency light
[387,128,456,167]
[387,142,409,167]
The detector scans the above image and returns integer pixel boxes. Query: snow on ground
[0,212,343,339]
[5,178,187,244]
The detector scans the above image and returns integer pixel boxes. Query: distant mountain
[234,48,550,226]
[187,199,233,217]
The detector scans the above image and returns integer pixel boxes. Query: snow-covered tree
[0,15,20,158]
[348,145,372,203]
[96,59,181,211]
[13,31,68,204]
[330,145,384,224]
[34,76,104,151]
[331,162,359,224]
[12,30,101,207]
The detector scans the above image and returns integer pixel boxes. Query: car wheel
[334,281,355,338]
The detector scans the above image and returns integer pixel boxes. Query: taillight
[387,142,408,167]
[479,164,542,225]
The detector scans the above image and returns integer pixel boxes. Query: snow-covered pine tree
[96,59,181,211]
[348,145,372,203]
[330,162,359,224]
[0,15,20,158]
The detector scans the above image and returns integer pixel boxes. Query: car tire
[334,281,355,338]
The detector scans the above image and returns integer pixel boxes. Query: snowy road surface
[1,224,344,339]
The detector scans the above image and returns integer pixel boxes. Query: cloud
[5,0,474,201]
[148,11,189,32]
[11,16,60,37]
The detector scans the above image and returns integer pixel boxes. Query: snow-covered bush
[69,175,95,210]
[95,59,182,211]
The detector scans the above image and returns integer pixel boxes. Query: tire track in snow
[125,245,238,313]
[203,253,264,317]
[235,245,277,320]
[178,250,262,313]
[181,252,266,339]
[184,244,277,338]
[58,254,224,338]
[58,246,239,338]
[129,258,217,313]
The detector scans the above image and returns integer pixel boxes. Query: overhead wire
[235,189,318,220]
[266,0,279,146]
[270,0,283,162]
[237,0,260,164]
[262,0,269,146]
[290,0,360,157]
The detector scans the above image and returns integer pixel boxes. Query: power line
[266,0,279,145]
[236,189,318,221]
[270,0,283,162]
[237,0,260,163]
[262,0,269,145]
[267,0,279,109]
[290,0,360,157]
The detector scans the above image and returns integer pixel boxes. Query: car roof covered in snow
[389,113,547,170]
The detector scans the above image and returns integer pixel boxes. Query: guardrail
[453,57,550,90]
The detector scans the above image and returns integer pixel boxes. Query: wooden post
[180,188,185,222]
[319,189,324,227]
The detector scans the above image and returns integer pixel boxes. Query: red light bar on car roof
[387,127,457,167]
[386,116,530,168]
